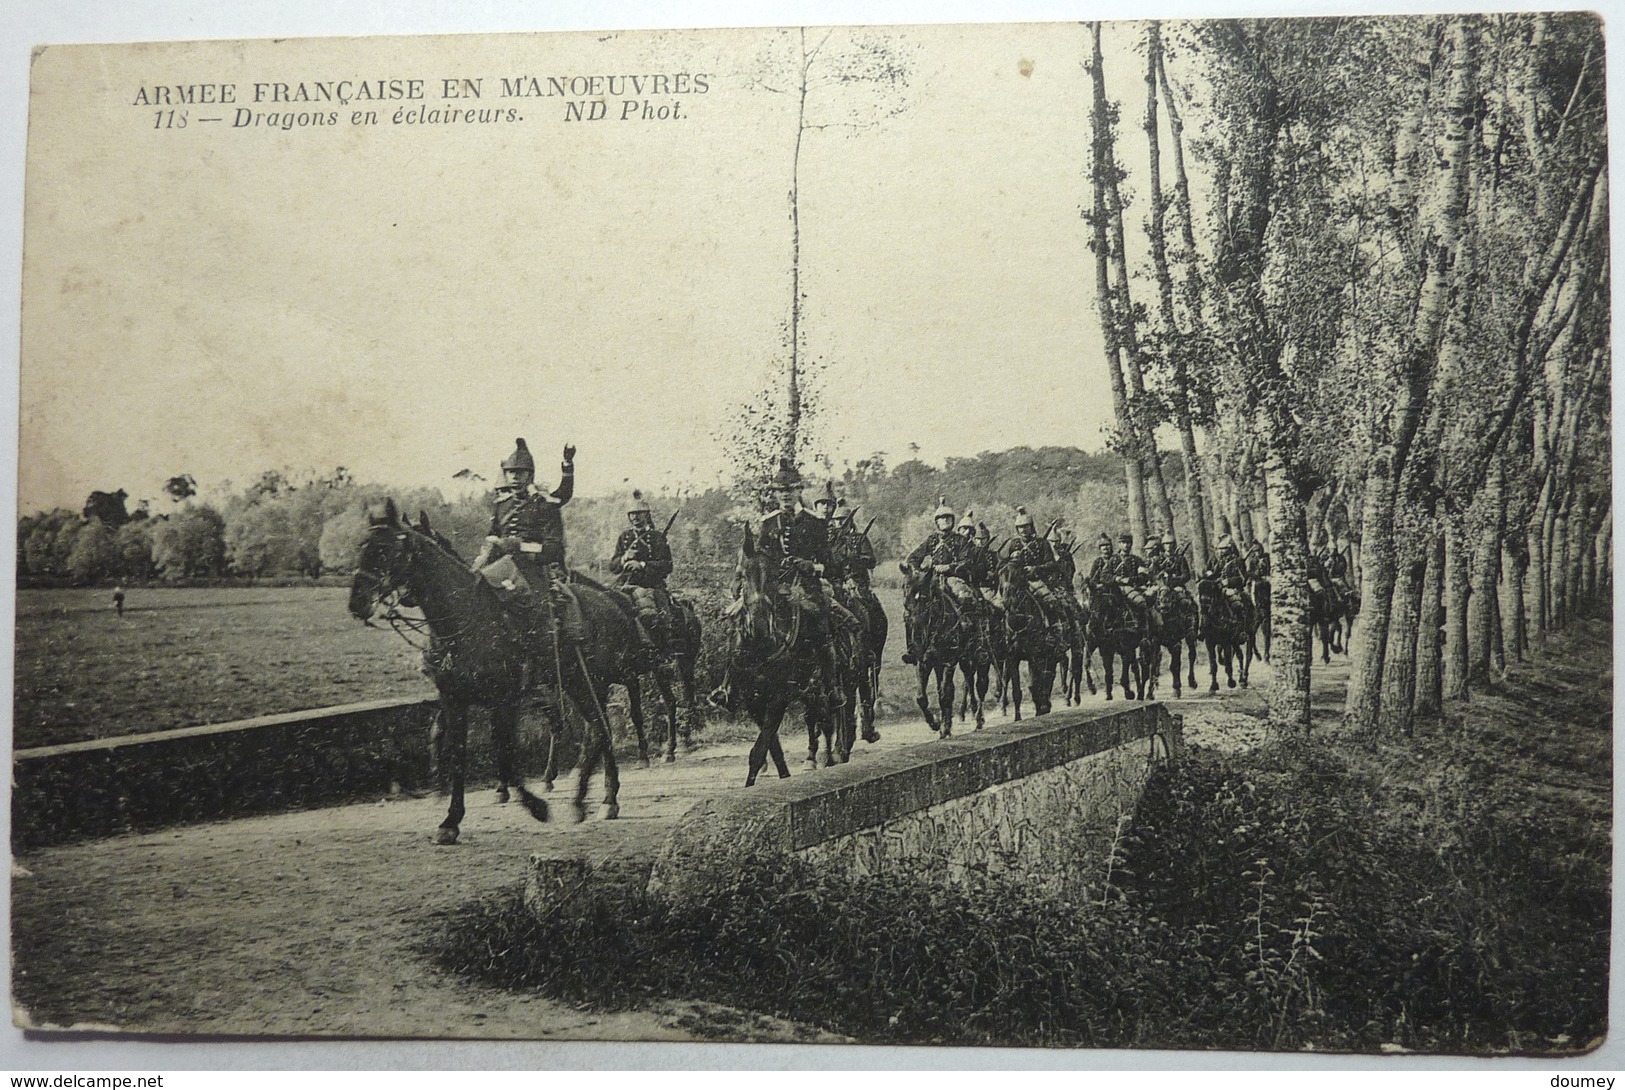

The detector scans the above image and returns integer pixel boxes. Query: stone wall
[525,703,1179,907]
[10,697,560,850]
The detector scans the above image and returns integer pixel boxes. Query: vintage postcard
[10,8,1613,1067]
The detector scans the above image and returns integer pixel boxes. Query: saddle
[477,555,585,643]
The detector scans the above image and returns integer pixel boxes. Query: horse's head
[349,498,416,623]
[996,557,1027,602]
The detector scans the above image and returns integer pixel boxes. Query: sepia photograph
[5,0,1615,1068]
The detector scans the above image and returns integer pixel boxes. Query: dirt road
[12,653,1330,1040]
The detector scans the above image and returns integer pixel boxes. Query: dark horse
[903,568,991,735]
[348,500,641,838]
[994,559,1063,719]
[1250,574,1272,662]
[843,581,888,746]
[1079,580,1150,701]
[1144,581,1200,700]
[1308,580,1358,664]
[725,528,844,785]
[1195,575,1254,692]
[832,580,884,755]
[630,591,707,763]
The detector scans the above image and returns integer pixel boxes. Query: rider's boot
[631,612,661,671]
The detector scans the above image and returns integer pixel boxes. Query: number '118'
[153,110,188,129]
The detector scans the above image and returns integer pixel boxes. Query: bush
[426,730,1609,1053]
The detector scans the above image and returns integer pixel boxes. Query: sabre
[663,509,680,535]
[862,516,877,537]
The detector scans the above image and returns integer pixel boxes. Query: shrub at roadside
[427,700,1609,1052]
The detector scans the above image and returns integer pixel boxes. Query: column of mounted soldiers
[468,439,1355,712]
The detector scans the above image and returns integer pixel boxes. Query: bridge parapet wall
[525,704,1180,908]
[11,698,454,850]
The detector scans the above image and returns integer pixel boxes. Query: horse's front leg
[624,675,652,770]
[1186,635,1199,690]
[1008,655,1024,721]
[436,700,469,845]
[1207,638,1220,694]
[493,702,548,824]
[916,662,940,734]
[939,664,956,738]
[597,683,621,819]
[656,666,681,763]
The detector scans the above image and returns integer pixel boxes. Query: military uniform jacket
[1214,545,1246,584]
[758,509,834,584]
[1152,549,1192,585]
[1002,535,1060,582]
[1246,548,1271,580]
[832,526,877,583]
[907,530,974,576]
[1086,554,1115,585]
[609,528,673,588]
[965,543,998,589]
[490,468,573,567]
[1054,545,1078,587]
[1110,551,1150,586]
[1326,550,1350,580]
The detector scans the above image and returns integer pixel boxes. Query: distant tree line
[17,446,1165,587]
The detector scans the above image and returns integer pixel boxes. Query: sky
[17,19,1183,513]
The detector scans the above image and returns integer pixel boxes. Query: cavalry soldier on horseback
[901,497,980,664]
[1000,507,1068,619]
[1325,533,1352,601]
[472,438,582,646]
[1086,533,1115,586]
[1246,537,1272,581]
[1148,532,1196,618]
[1213,532,1248,591]
[758,460,852,705]
[1109,531,1155,620]
[1308,533,1345,616]
[956,512,1002,609]
[830,497,877,592]
[609,489,675,647]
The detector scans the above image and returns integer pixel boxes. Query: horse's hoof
[599,803,620,821]
[543,780,555,793]
[862,730,881,744]
[571,801,589,824]
[495,787,510,804]
[778,768,792,779]
[836,750,850,764]
[664,752,677,764]
[745,775,757,787]
[804,758,818,771]
[1228,679,1236,689]
[639,757,651,770]
[434,827,459,846]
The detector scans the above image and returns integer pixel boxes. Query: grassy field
[13,583,925,751]
[14,587,434,750]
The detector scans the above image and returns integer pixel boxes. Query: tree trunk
[1528,499,1550,650]
[783,29,810,462]
[1550,501,1569,629]
[1087,22,1149,546]
[1349,19,1478,731]
[1442,514,1471,701]
[1144,23,1210,572]
[1263,436,1312,740]
[1468,457,1505,685]
[1414,527,1445,717]
[1505,542,1528,661]
[1379,549,1426,737]
[1490,579,1506,677]
[1345,463,1398,731]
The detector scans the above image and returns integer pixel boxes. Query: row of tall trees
[1087,14,1609,736]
